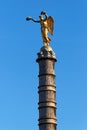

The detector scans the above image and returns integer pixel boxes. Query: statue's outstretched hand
[26,17,32,21]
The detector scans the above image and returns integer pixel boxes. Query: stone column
[36,46,57,130]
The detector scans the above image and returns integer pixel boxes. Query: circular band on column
[38,73,56,77]
[38,118,57,125]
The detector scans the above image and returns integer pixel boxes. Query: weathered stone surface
[39,90,56,102]
[39,124,57,130]
[39,107,56,118]
[38,60,55,75]
[39,75,55,86]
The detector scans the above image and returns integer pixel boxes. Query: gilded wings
[47,16,54,35]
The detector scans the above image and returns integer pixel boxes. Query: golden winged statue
[26,11,54,46]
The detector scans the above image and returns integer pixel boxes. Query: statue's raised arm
[26,11,54,46]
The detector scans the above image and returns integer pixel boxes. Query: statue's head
[39,11,47,20]
[41,11,46,15]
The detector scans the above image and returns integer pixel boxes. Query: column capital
[36,46,57,62]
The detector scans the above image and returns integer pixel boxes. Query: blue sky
[0,0,87,130]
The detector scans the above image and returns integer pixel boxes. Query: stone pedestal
[36,46,57,130]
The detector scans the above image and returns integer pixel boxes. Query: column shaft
[36,46,57,130]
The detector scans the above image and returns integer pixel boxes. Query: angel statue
[26,11,54,46]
